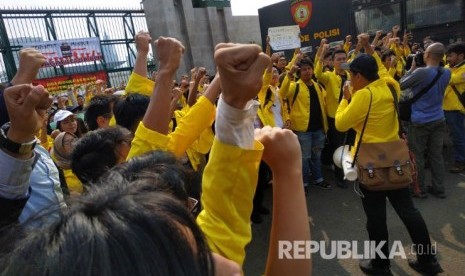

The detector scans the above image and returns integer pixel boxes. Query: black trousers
[253,161,270,213]
[360,186,435,266]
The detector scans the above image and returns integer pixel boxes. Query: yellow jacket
[63,169,83,194]
[127,95,215,160]
[443,63,465,112]
[174,108,214,172]
[335,78,400,153]
[125,72,155,96]
[314,59,349,118]
[196,138,263,265]
[129,123,263,266]
[257,71,289,127]
[280,76,328,132]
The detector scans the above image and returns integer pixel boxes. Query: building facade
[143,0,261,76]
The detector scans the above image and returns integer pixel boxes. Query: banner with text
[23,38,103,67]
[268,25,301,51]
[32,71,107,95]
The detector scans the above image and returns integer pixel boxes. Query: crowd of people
[0,23,464,275]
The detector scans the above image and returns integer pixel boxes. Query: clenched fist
[214,43,270,109]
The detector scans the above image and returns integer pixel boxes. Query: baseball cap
[53,110,75,125]
[340,53,379,80]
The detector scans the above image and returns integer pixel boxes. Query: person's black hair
[71,126,132,184]
[113,93,149,133]
[297,57,314,69]
[381,50,395,62]
[0,178,215,276]
[57,119,82,138]
[109,150,196,206]
[374,46,382,53]
[76,117,88,136]
[84,95,113,131]
[331,49,347,60]
[446,42,465,56]
[323,51,333,60]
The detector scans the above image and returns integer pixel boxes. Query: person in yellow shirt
[336,34,442,276]
[444,42,465,173]
[280,57,329,191]
[314,39,354,188]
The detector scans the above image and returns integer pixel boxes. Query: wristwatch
[0,123,37,155]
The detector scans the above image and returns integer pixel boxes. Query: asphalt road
[243,157,465,275]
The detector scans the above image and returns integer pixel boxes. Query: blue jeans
[444,111,465,163]
[295,129,325,185]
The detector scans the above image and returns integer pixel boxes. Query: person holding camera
[400,43,451,199]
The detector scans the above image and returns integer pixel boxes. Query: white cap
[113,90,126,96]
[53,110,75,125]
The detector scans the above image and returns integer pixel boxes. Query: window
[355,3,401,34]
[406,0,462,29]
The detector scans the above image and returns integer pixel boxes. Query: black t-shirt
[306,83,323,131]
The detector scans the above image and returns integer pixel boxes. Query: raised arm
[143,37,184,135]
[256,127,311,276]
[197,43,270,265]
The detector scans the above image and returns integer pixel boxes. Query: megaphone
[333,145,357,181]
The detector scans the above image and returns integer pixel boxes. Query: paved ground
[243,157,465,275]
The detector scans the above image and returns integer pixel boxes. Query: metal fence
[0,7,156,88]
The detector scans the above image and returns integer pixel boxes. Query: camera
[405,51,425,71]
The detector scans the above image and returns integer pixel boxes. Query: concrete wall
[143,1,261,77]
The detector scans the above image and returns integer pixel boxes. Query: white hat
[53,110,75,125]
[113,90,126,96]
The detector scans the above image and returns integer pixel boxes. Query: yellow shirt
[314,59,349,118]
[280,77,328,132]
[443,63,465,112]
[196,138,263,265]
[127,96,215,160]
[335,78,400,154]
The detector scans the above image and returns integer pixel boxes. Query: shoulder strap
[387,84,407,137]
[291,83,300,108]
[338,75,346,103]
[407,68,443,104]
[264,87,273,106]
[351,90,373,168]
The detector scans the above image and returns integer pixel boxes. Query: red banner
[32,71,107,94]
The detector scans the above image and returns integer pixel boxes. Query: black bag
[399,68,443,121]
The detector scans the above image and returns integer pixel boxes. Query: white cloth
[215,97,259,150]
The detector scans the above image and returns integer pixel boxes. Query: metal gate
[0,7,156,88]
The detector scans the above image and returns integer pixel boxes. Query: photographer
[400,43,451,199]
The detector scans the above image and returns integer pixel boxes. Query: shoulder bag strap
[387,84,407,138]
[407,68,444,104]
[351,90,373,168]
[291,83,300,108]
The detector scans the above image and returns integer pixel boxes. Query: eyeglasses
[188,197,199,214]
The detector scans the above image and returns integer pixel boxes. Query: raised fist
[135,31,152,54]
[155,36,185,74]
[4,85,51,143]
[214,43,270,109]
